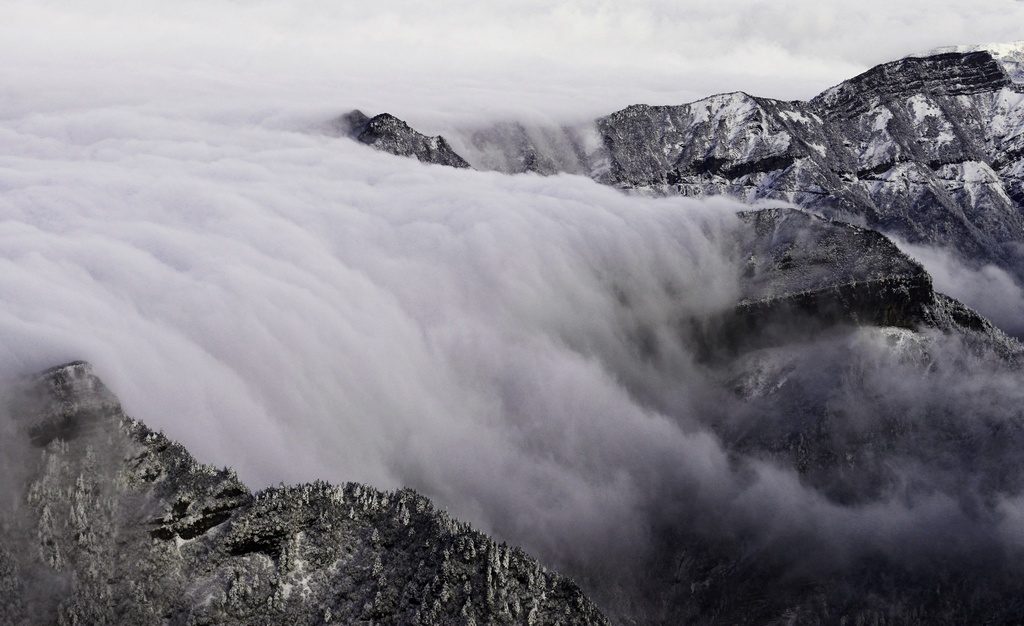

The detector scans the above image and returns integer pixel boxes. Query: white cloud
[897,241,1024,337]
[4,0,1024,127]
[4,0,1024,615]
[0,100,752,576]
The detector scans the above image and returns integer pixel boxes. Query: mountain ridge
[907,40,1024,83]
[340,44,1024,290]
[0,362,610,626]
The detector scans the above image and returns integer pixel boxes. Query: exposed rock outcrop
[0,362,608,626]
[685,207,1020,363]
[338,110,471,169]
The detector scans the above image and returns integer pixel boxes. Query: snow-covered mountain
[598,49,1024,277]
[8,40,1024,626]
[0,362,609,625]
[347,43,1024,287]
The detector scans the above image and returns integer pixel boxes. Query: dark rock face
[691,208,1021,363]
[0,363,608,626]
[339,110,471,169]
[736,208,934,323]
[693,208,936,357]
[627,209,1024,626]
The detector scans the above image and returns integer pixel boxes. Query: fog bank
[5,2,1024,618]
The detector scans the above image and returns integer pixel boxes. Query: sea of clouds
[0,95,753,573]
[4,0,1024,618]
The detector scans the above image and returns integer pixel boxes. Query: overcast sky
[2,1,1024,614]
[3,0,1024,126]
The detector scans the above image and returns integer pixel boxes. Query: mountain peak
[335,109,471,169]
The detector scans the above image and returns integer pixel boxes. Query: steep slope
[0,363,608,626]
[686,207,1015,359]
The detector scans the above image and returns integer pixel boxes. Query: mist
[5,0,1024,620]
[0,101,752,574]
[5,0,1024,127]
[897,240,1024,337]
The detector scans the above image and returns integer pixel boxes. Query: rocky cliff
[0,362,609,626]
[337,110,471,169]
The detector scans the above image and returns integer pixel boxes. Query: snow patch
[856,107,897,170]
[685,92,758,127]
[781,110,814,125]
[908,94,942,125]
[959,160,998,183]
[871,107,893,132]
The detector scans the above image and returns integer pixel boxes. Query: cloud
[0,97,752,579]
[897,240,1024,337]
[4,1,1024,618]
[5,105,1024,614]
[4,0,1024,128]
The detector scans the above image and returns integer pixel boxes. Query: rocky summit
[337,110,471,169]
[0,362,608,626]
[709,208,1011,354]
